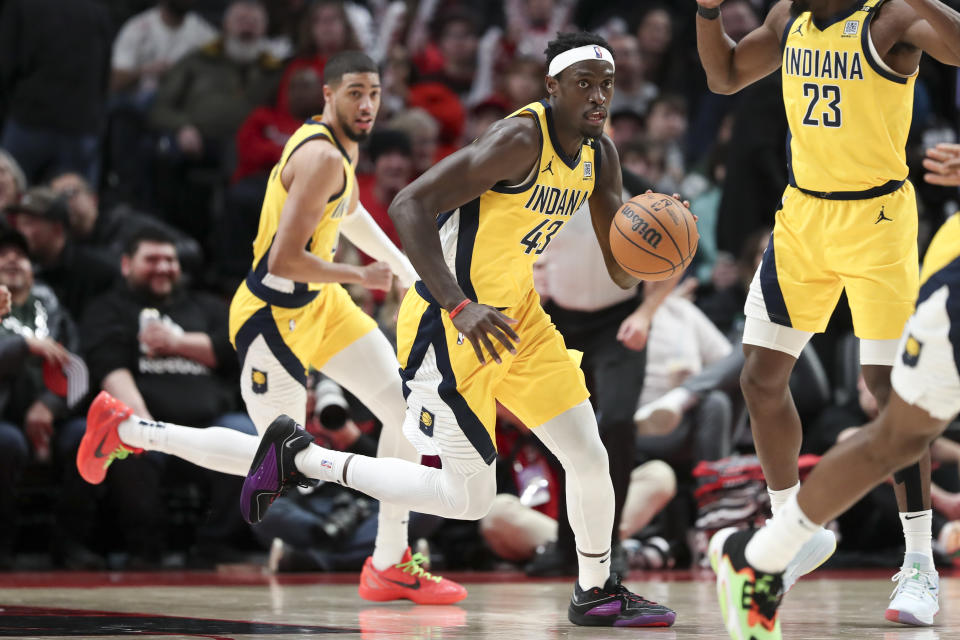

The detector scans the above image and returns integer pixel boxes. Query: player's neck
[551,114,587,161]
[319,114,359,161]
[808,0,858,19]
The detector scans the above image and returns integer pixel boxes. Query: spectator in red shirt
[356,129,413,304]
[232,67,323,182]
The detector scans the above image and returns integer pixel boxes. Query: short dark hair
[123,224,178,257]
[544,32,615,77]
[323,51,378,86]
[366,129,412,163]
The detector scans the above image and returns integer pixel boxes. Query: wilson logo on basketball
[619,206,663,249]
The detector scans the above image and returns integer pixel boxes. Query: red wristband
[448,299,471,320]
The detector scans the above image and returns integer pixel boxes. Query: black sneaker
[240,415,313,524]
[568,574,676,627]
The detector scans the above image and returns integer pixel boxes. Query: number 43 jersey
[782,0,916,194]
[436,99,597,309]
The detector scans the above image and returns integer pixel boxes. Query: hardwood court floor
[0,568,956,639]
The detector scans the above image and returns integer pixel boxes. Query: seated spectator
[149,0,282,240]
[356,130,413,264]
[49,172,203,276]
[0,226,97,569]
[0,0,111,186]
[80,225,256,567]
[633,4,674,90]
[464,98,509,143]
[606,33,657,119]
[0,150,27,212]
[415,9,481,99]
[275,0,363,115]
[497,56,546,112]
[106,0,218,205]
[388,109,441,177]
[5,187,118,321]
[110,0,218,99]
[232,67,324,183]
[644,94,688,194]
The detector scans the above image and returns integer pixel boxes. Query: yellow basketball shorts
[745,182,919,340]
[892,216,960,421]
[229,280,378,384]
[396,282,589,466]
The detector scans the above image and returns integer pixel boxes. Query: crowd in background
[0,0,959,573]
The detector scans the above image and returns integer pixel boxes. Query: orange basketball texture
[609,193,699,281]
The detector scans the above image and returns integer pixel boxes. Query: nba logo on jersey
[583,162,593,179]
[251,368,268,393]
[902,335,922,367]
[419,407,435,437]
[842,20,859,36]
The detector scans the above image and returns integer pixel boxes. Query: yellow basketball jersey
[428,100,597,309]
[245,117,355,307]
[781,0,916,195]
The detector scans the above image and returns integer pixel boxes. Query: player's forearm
[906,0,960,61]
[341,206,419,287]
[697,10,741,94]
[389,194,470,310]
[267,250,365,285]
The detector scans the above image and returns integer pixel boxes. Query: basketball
[609,193,699,281]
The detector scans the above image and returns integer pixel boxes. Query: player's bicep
[272,150,341,261]
[401,121,539,215]
[903,20,960,66]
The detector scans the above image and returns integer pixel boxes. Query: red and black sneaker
[358,548,467,605]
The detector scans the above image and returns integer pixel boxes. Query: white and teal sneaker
[886,553,939,626]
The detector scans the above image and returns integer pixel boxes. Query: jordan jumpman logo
[875,206,893,223]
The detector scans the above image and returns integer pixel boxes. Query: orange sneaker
[77,391,142,484]
[358,548,467,605]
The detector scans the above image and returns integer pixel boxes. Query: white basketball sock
[117,416,258,476]
[768,482,800,518]
[533,401,615,590]
[321,331,419,571]
[746,493,819,573]
[900,510,934,565]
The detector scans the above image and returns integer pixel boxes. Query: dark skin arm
[875,0,960,70]
[587,134,638,289]
[695,0,791,95]
[389,117,538,364]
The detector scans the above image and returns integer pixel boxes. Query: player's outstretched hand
[645,189,696,218]
[923,143,960,187]
[361,261,393,291]
[450,303,520,365]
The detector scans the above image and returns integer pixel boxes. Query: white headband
[548,45,615,78]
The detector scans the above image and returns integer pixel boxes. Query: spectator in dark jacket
[80,225,255,566]
[0,0,111,185]
[0,226,97,569]
[5,187,118,321]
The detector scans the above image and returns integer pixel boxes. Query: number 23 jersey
[435,99,597,309]
[782,0,916,194]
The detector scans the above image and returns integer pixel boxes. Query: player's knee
[866,417,935,474]
[740,356,789,404]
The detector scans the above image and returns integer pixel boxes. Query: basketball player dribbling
[77,51,468,604]
[241,32,679,627]
[695,0,960,636]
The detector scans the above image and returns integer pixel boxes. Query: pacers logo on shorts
[251,368,268,394]
[902,335,922,368]
[419,407,435,438]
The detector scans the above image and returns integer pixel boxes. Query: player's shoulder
[765,0,797,36]
[472,115,542,165]
[288,135,342,169]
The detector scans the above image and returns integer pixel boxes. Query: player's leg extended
[713,393,948,639]
[320,327,465,603]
